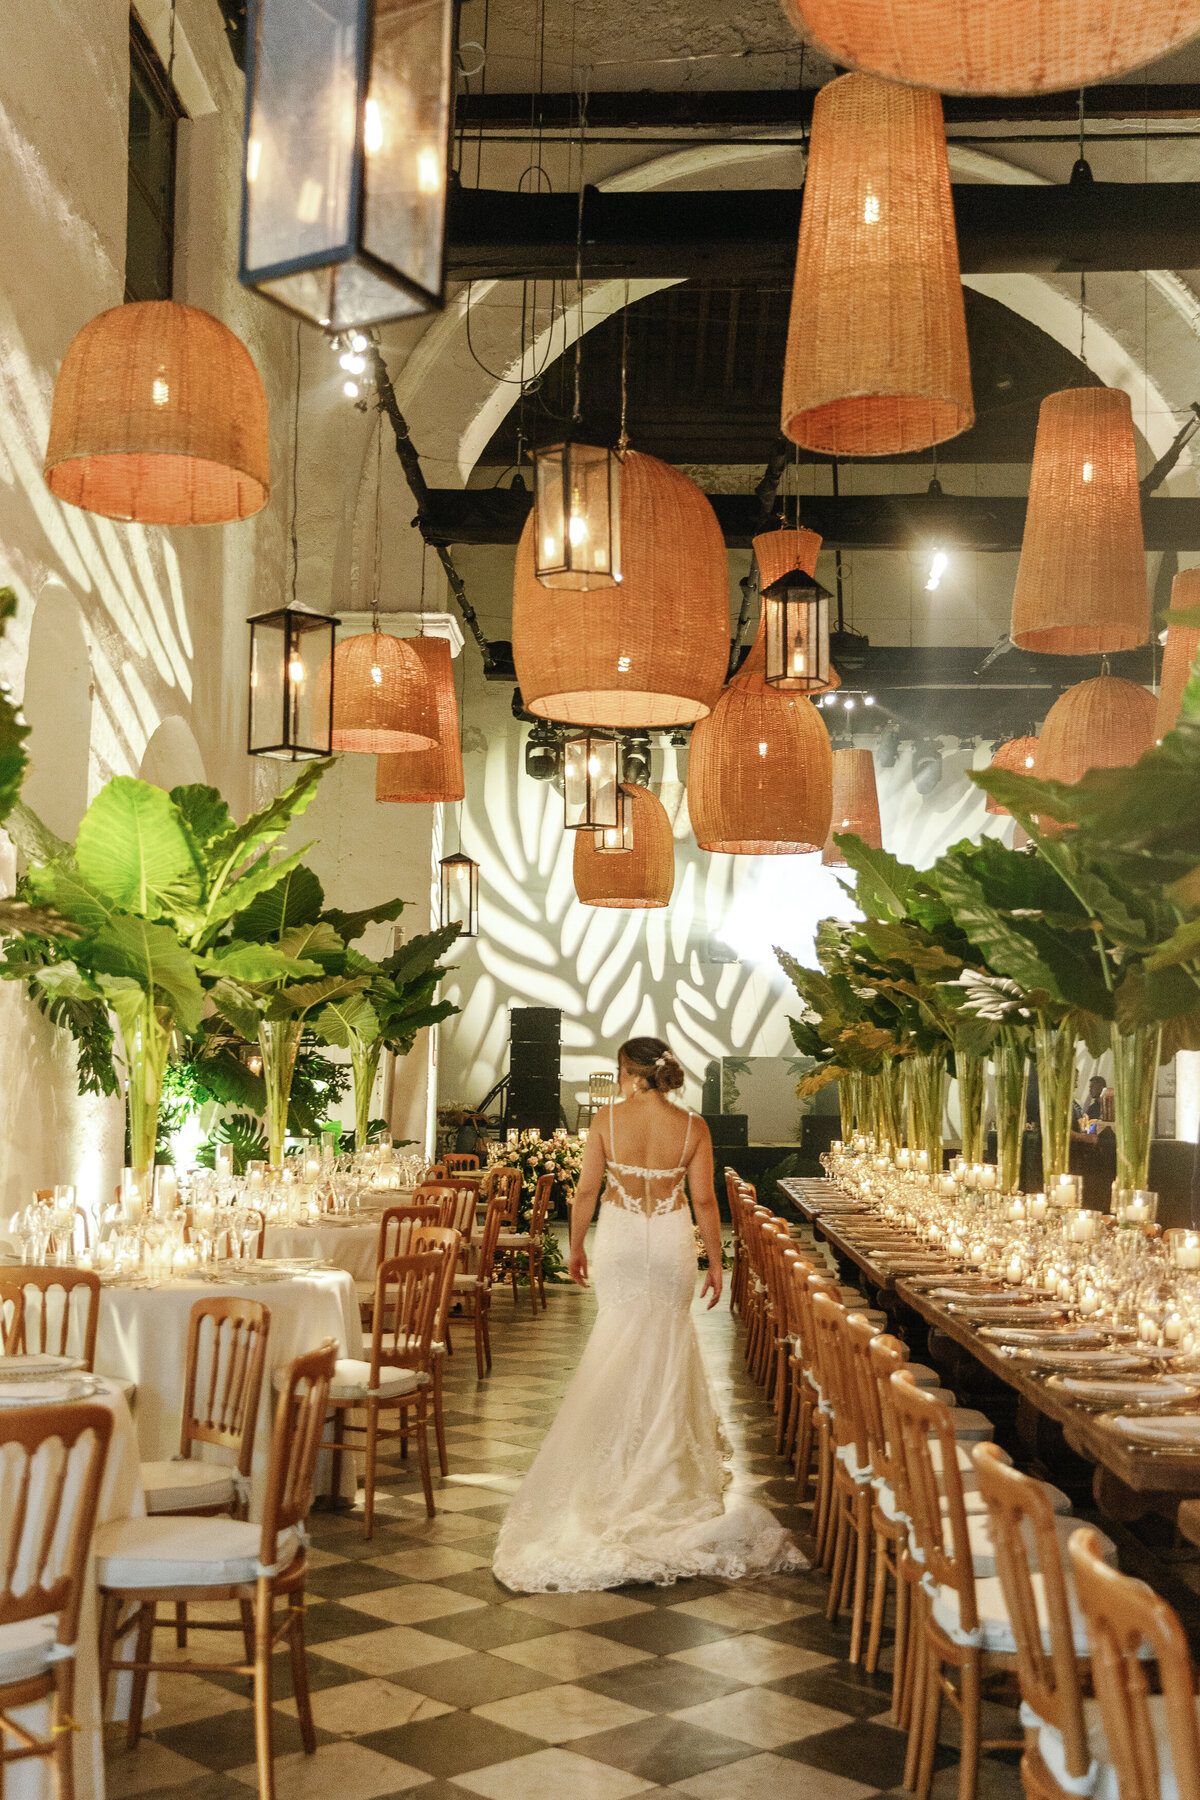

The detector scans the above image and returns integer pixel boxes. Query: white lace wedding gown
[493,1105,804,1593]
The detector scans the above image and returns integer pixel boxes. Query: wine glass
[239,1209,261,1265]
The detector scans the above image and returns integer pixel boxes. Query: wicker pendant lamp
[375,637,463,803]
[984,736,1039,816]
[573,783,674,909]
[1034,675,1155,832]
[822,748,882,866]
[315,631,437,755]
[1155,569,1200,739]
[781,73,973,459]
[44,301,269,524]
[513,449,728,727]
[688,625,833,855]
[1010,388,1148,656]
[778,1,1200,97]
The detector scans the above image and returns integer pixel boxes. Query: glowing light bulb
[758,741,768,757]
[863,190,880,224]
[151,378,169,406]
[1082,461,1094,482]
[864,695,875,706]
[567,512,587,546]
[339,351,366,374]
[791,647,807,675]
[344,380,360,399]
[246,138,263,182]
[417,145,441,194]
[454,864,467,880]
[288,658,305,684]
[617,655,631,672]
[542,535,558,560]
[364,99,384,154]
[370,665,383,686]
[587,755,600,776]
[844,697,856,710]
[925,550,948,591]
[349,333,368,353]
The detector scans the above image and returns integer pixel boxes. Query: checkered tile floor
[105,1252,1023,1800]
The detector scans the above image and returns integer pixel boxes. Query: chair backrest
[258,1340,336,1570]
[890,1370,979,1638]
[406,1227,461,1351]
[0,1402,113,1653]
[379,1204,442,1263]
[972,1444,1090,1783]
[32,1193,91,1252]
[1069,1526,1200,1800]
[0,1268,101,1371]
[528,1173,555,1236]
[838,1309,881,1473]
[442,1152,479,1172]
[180,1297,271,1479]
[812,1290,864,1460]
[370,1251,446,1379]
[867,1333,916,1514]
[490,1168,522,1226]
[475,1189,509,1288]
[588,1072,617,1101]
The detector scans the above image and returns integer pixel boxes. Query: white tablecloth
[95,1267,362,1510]
[262,1220,380,1287]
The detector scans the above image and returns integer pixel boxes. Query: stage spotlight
[877,723,901,768]
[912,739,943,794]
[524,723,560,782]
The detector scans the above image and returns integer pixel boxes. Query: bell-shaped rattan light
[781,73,973,459]
[984,736,1039,816]
[44,301,270,524]
[688,625,833,855]
[573,783,674,909]
[1010,388,1148,656]
[513,449,729,727]
[375,637,463,803]
[316,631,437,755]
[1155,568,1200,739]
[779,0,1200,97]
[1035,675,1155,832]
[822,748,882,866]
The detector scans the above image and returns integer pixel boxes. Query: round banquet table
[95,1264,362,1511]
[263,1218,381,1287]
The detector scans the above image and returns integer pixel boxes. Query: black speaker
[506,1008,561,1134]
[509,1006,561,1045]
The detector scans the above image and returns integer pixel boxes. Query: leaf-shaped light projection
[75,777,205,921]
[169,784,234,851]
[233,864,325,942]
[88,914,206,1034]
[314,993,380,1048]
[323,898,407,944]
[0,590,29,826]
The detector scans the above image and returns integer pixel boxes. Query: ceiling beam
[427,487,1200,552]
[446,182,1200,281]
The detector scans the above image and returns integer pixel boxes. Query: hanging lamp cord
[371,415,383,635]
[617,277,630,456]
[289,323,301,604]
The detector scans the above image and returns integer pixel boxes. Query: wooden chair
[1069,1525,1200,1800]
[408,1225,462,1477]
[140,1298,270,1520]
[489,1168,522,1227]
[0,1402,114,1800]
[441,1152,479,1172]
[496,1173,556,1314]
[814,1291,876,1664]
[0,1267,100,1371]
[576,1070,617,1130]
[97,1341,336,1800]
[377,1204,442,1264]
[453,1189,508,1378]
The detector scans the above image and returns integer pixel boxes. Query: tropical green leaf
[25,861,117,931]
[208,760,329,872]
[200,941,323,982]
[314,993,380,1048]
[264,973,367,1020]
[7,801,73,869]
[835,839,920,922]
[198,847,312,943]
[233,864,325,941]
[89,915,205,1033]
[324,897,407,943]
[1146,917,1200,972]
[206,981,261,1043]
[384,998,454,1048]
[75,778,205,919]
[384,924,461,987]
[0,590,29,825]
[169,785,234,851]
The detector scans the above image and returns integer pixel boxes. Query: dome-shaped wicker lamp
[822,747,882,865]
[573,783,674,908]
[1155,568,1200,739]
[781,73,973,459]
[1010,388,1148,657]
[375,636,463,803]
[44,300,270,524]
[1035,675,1156,833]
[513,449,729,727]
[315,631,438,755]
[984,735,1039,816]
[778,0,1200,97]
[688,626,833,855]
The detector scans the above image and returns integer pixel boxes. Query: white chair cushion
[453,1273,481,1291]
[497,1233,534,1249]
[944,1408,994,1444]
[140,1459,236,1514]
[95,1516,300,1589]
[327,1359,431,1401]
[1034,1694,1195,1800]
[906,1364,945,1389]
[929,1525,1116,1653]
[0,1615,57,1682]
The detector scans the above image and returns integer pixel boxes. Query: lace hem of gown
[494,1500,807,1594]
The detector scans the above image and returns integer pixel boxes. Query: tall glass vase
[993,1031,1029,1195]
[838,1074,856,1141]
[122,1000,174,1181]
[1034,1014,1077,1189]
[956,1049,987,1165]
[259,1019,304,1167]
[1111,1022,1162,1193]
[351,1040,384,1152]
[909,1048,947,1170]
[875,1063,903,1152]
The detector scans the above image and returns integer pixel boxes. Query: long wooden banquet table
[779,1175,1200,1527]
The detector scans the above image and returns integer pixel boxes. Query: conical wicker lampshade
[1011,388,1148,656]
[44,301,270,524]
[779,0,1200,97]
[573,783,674,909]
[688,625,833,855]
[822,748,882,865]
[1155,568,1200,739]
[315,632,438,755]
[753,526,822,588]
[1035,675,1155,834]
[984,736,1039,816]
[375,637,463,803]
[781,73,973,458]
[513,449,729,727]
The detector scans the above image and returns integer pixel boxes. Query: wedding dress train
[493,1112,804,1593]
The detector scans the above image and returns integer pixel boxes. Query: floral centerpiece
[487,1132,583,1285]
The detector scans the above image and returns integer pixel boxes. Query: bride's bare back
[599,1093,697,1217]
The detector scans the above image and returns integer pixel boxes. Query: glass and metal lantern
[240,0,455,330]
[563,733,619,831]
[248,602,339,759]
[594,786,634,853]
[533,443,622,589]
[439,853,479,938]
[763,569,832,691]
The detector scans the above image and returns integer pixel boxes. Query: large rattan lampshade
[1155,569,1200,739]
[316,631,437,755]
[822,748,882,865]
[779,1,1200,96]
[688,626,833,855]
[1034,675,1155,832]
[573,783,674,909]
[781,73,973,459]
[513,449,728,727]
[1010,388,1148,656]
[375,637,463,803]
[44,301,270,524]
[984,736,1039,816]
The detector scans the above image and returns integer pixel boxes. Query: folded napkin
[980,1326,1107,1346]
[1062,1376,1197,1400]
[0,1379,77,1404]
[931,1287,1011,1303]
[1019,1348,1147,1369]
[1110,1413,1200,1445]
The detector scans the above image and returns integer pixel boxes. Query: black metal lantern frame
[439,852,479,938]
[248,602,339,760]
[563,733,620,831]
[240,0,455,330]
[594,784,634,853]
[532,441,622,590]
[763,569,832,692]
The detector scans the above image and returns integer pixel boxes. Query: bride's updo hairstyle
[618,1036,685,1094]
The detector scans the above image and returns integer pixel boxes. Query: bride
[493,1035,804,1594]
